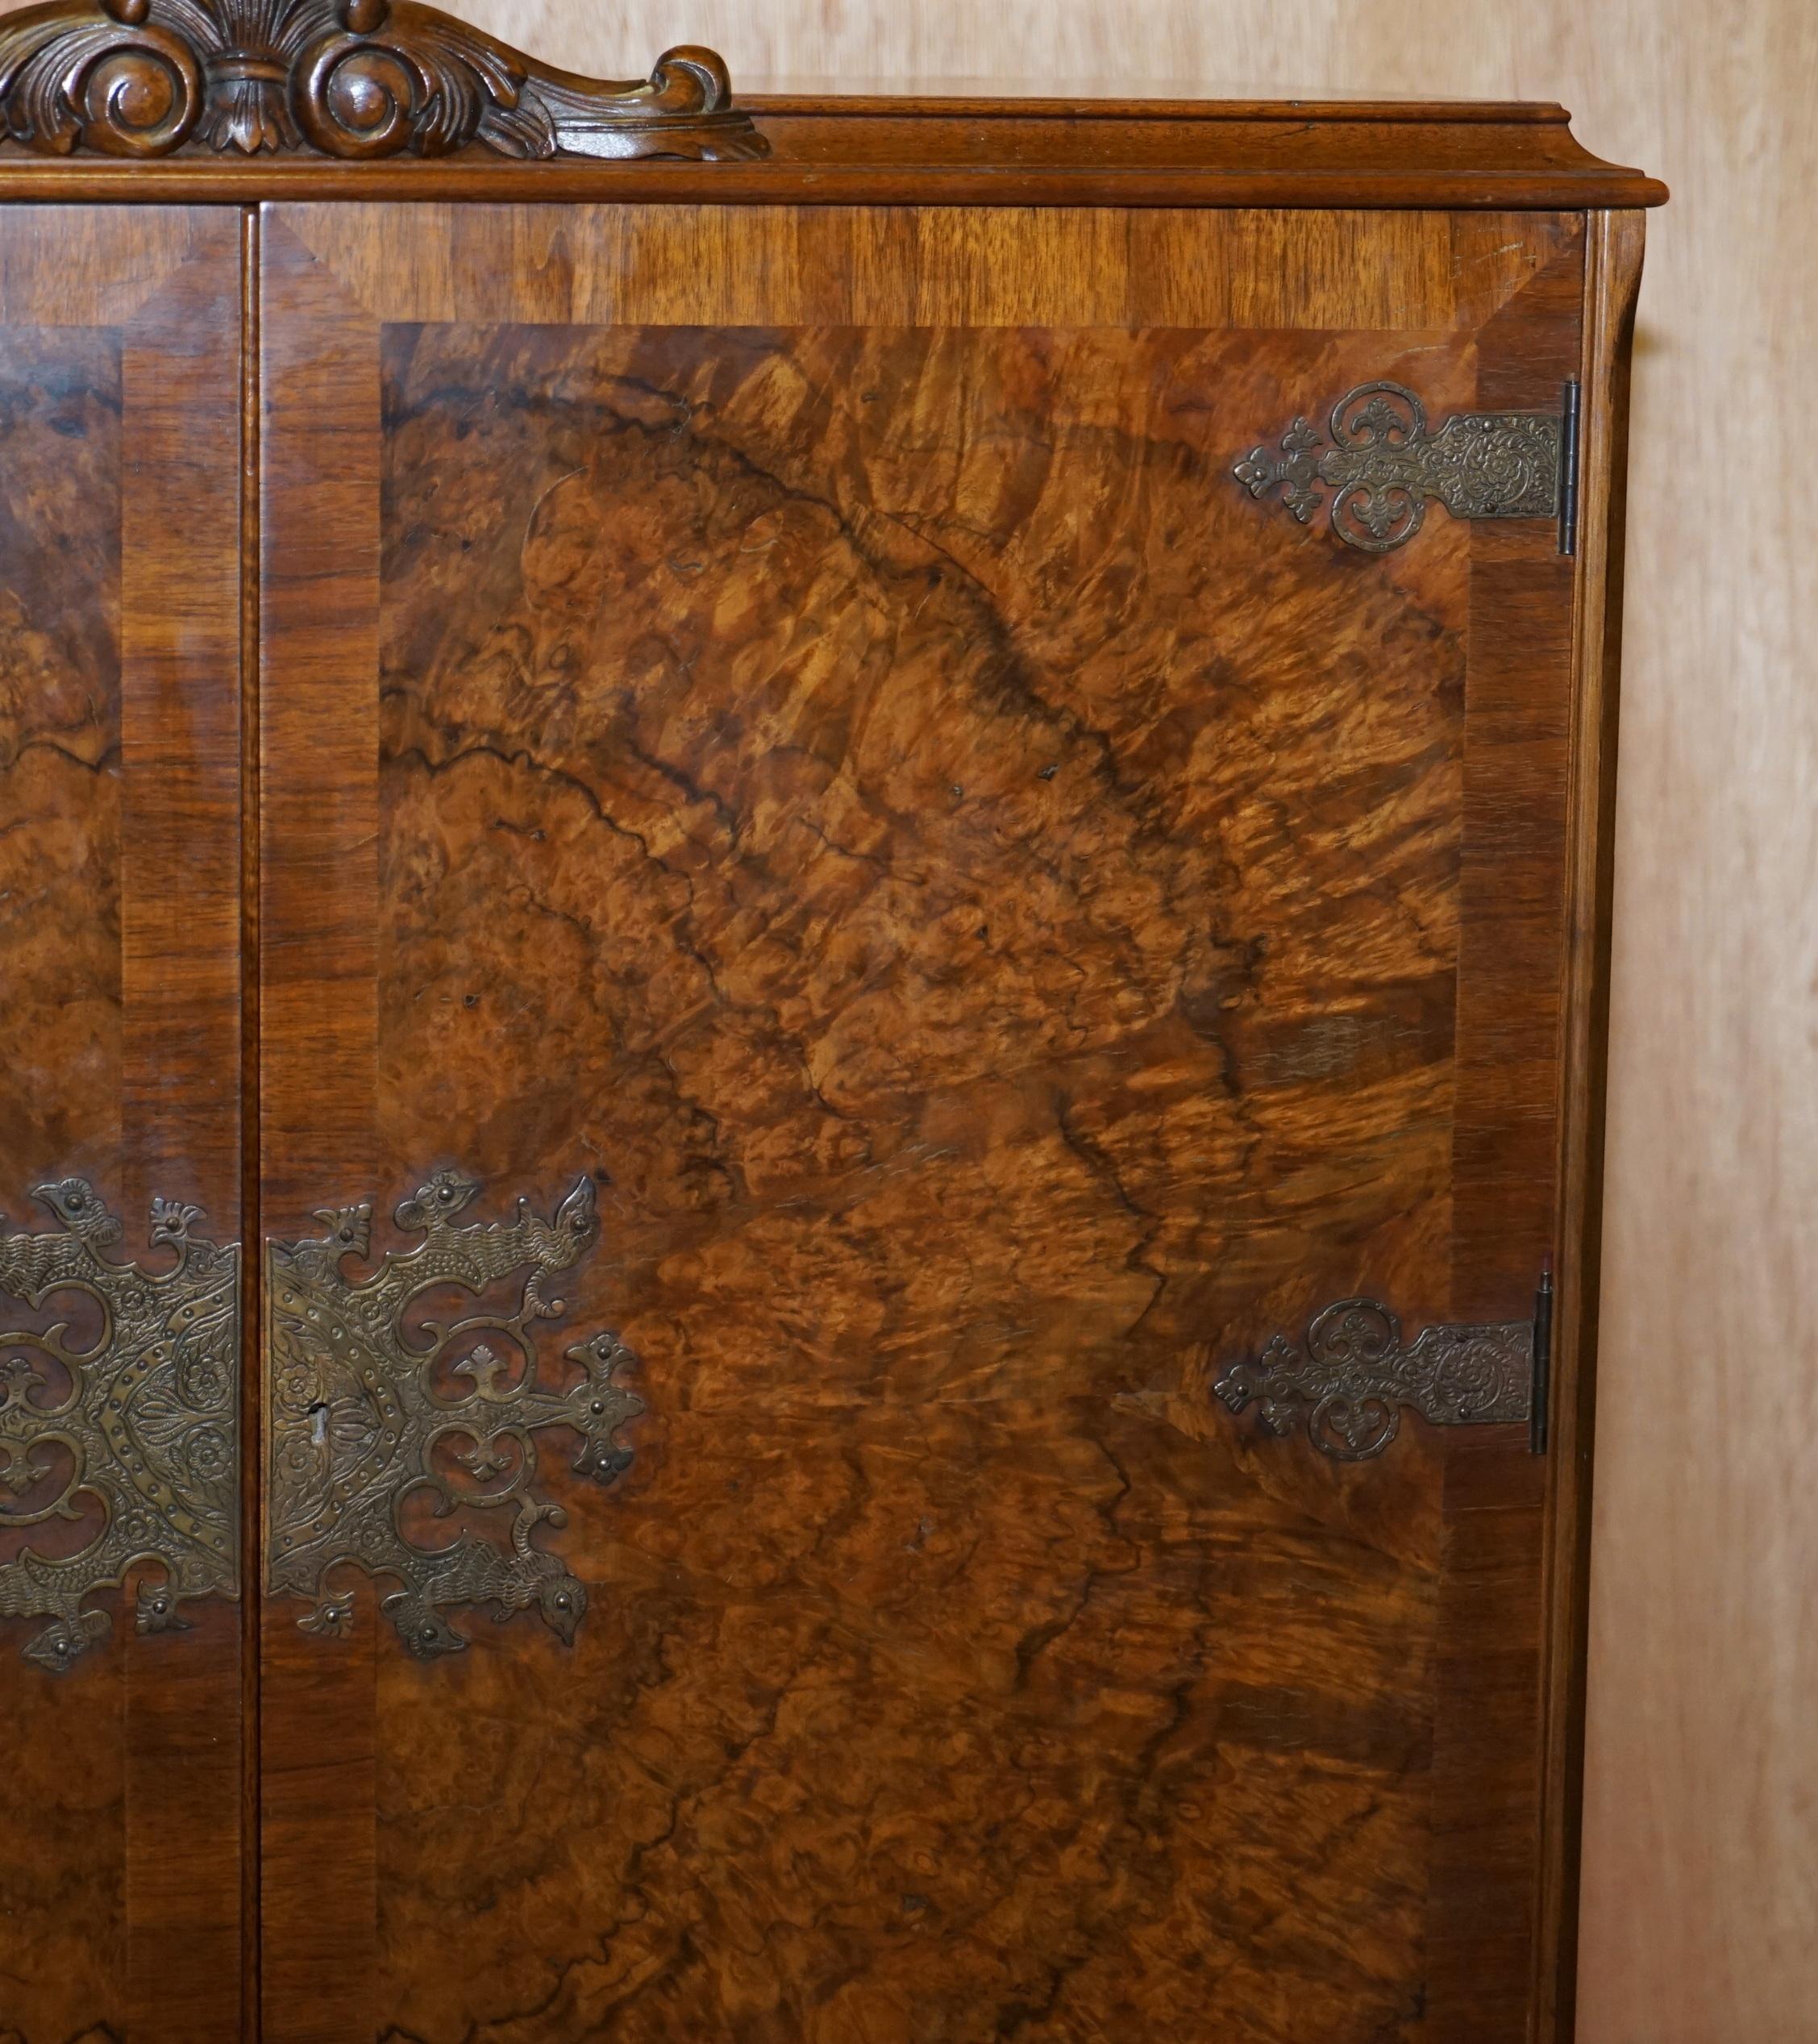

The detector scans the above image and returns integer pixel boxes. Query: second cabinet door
[256,198,1586,2044]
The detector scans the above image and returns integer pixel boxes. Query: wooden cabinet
[0,12,1663,2041]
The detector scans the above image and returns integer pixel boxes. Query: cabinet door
[256,199,1596,2044]
[0,207,245,2042]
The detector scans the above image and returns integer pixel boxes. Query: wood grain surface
[0,266,128,2044]
[396,12,1810,2040]
[0,110,1662,213]
[256,221,383,2044]
[249,197,1586,2044]
[118,207,246,2044]
[0,206,243,2044]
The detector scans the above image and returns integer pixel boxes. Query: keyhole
[308,1401,329,1449]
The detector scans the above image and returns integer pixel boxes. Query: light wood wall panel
[430,10,1809,2041]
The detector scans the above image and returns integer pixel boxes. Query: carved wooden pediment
[0,0,766,160]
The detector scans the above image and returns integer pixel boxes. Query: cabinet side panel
[1544,206,1647,2044]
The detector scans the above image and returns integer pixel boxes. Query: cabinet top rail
[0,0,1666,208]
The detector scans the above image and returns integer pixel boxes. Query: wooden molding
[0,23,1666,205]
[0,0,765,161]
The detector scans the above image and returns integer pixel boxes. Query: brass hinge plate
[1233,379,1579,555]
[1214,1284,1553,1463]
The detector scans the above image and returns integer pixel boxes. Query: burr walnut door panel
[0,208,245,2044]
[256,202,1587,2044]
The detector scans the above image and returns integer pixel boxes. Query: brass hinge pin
[1530,1257,1555,1455]
[1558,379,1583,556]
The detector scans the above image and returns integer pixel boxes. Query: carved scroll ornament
[0,1180,239,1674]
[267,1169,643,1661]
[0,0,766,160]
[1233,380,1565,552]
[1213,1296,1533,1461]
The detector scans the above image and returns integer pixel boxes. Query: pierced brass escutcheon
[1213,1295,1536,1462]
[265,1169,643,1661]
[1233,380,1569,553]
[0,1180,239,1674]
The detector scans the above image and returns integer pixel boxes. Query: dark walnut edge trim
[0,0,765,161]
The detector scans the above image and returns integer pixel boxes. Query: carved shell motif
[0,0,767,160]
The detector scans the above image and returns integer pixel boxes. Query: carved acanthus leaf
[0,0,766,161]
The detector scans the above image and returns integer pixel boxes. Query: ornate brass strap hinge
[266,1168,642,1661]
[1213,1270,1554,1463]
[0,1180,239,1674]
[1233,378,1582,555]
[0,0,766,161]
